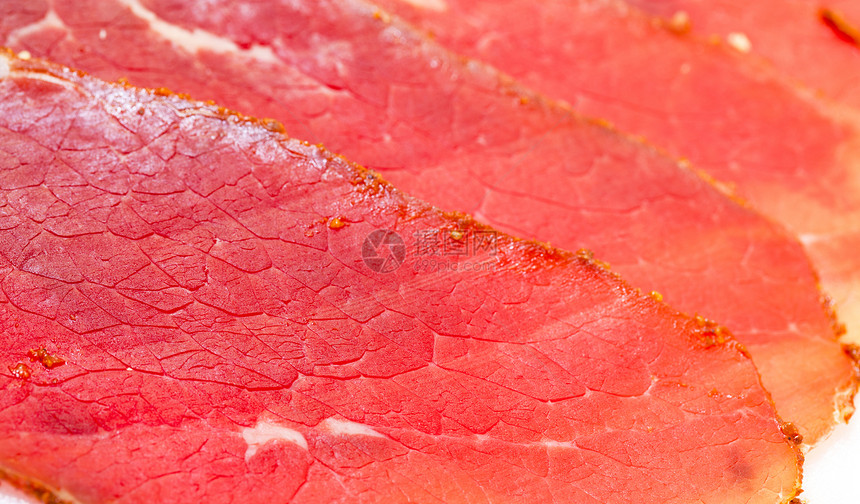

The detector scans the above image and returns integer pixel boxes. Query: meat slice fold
[0,0,854,443]
[0,50,802,504]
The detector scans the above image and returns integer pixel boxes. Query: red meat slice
[627,0,860,109]
[2,0,854,443]
[361,0,860,357]
[0,50,802,504]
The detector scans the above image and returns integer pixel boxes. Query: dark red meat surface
[0,51,802,503]
[0,0,854,443]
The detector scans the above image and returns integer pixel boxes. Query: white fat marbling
[115,0,278,62]
[323,418,386,438]
[241,420,308,462]
[398,0,448,11]
[5,8,66,46]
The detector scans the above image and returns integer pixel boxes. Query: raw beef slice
[1,0,854,443]
[627,0,860,109]
[0,51,802,503]
[610,0,860,353]
[364,0,860,336]
[367,0,860,355]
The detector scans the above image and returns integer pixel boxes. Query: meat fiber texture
[0,51,803,504]
[366,0,860,358]
[364,0,860,440]
[619,0,860,352]
[0,0,854,444]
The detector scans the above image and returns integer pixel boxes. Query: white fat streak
[323,418,386,438]
[241,420,308,462]
[9,68,80,92]
[474,434,579,449]
[540,440,577,449]
[115,0,278,62]
[397,0,448,11]
[1,58,81,93]
[6,8,67,46]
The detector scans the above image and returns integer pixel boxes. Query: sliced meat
[367,0,860,358]
[627,0,860,109]
[360,0,860,347]
[610,0,860,348]
[1,0,854,443]
[0,50,802,504]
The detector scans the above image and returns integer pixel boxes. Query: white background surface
[803,408,860,503]
[0,399,856,503]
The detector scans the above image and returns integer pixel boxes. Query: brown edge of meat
[0,47,805,503]
[838,342,860,420]
[369,2,860,426]
[376,2,860,435]
[0,467,76,504]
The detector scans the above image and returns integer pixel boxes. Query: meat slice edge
[615,0,860,354]
[1,0,854,443]
[0,50,802,504]
[361,0,860,354]
[343,0,860,441]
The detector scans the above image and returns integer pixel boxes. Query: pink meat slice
[619,0,860,344]
[363,0,860,357]
[1,0,854,443]
[0,51,802,504]
[627,0,860,109]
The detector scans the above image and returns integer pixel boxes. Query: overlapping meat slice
[362,0,860,358]
[626,0,860,109]
[2,0,854,442]
[0,50,802,504]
